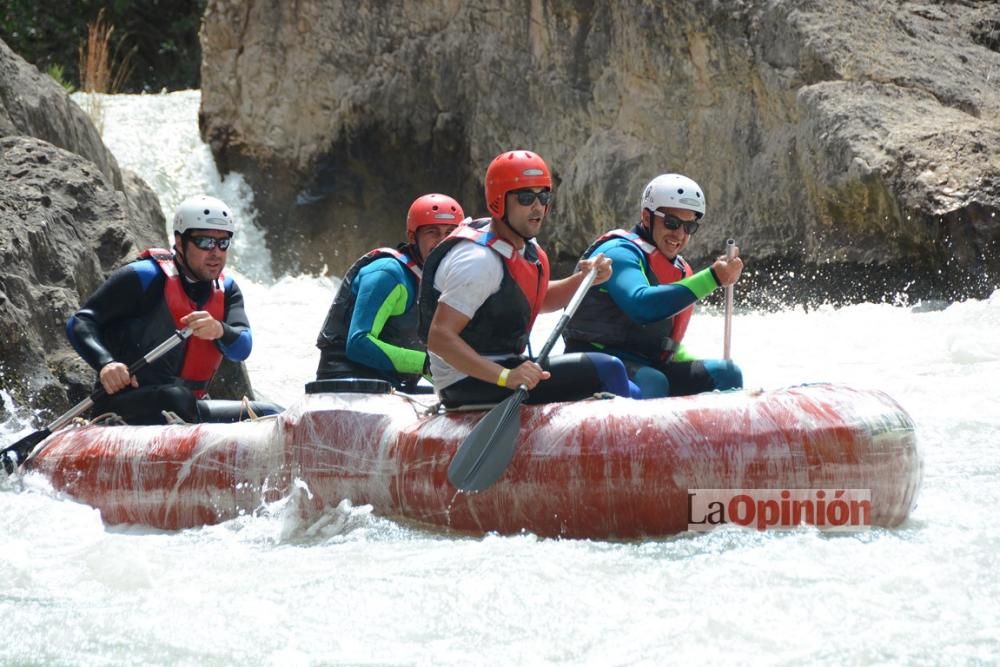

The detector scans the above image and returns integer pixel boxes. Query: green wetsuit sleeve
[676,267,720,301]
[365,283,428,375]
[346,262,428,375]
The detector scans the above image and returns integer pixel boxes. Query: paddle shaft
[1,327,193,470]
[723,239,736,360]
[527,264,599,373]
[448,265,599,491]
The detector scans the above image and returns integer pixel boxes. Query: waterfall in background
[73,90,275,284]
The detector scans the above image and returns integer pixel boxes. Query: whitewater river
[1,91,998,666]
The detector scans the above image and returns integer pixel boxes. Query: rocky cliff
[200,0,999,303]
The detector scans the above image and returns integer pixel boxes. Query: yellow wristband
[496,368,510,388]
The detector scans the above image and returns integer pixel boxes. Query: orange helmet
[406,193,464,236]
[484,150,552,219]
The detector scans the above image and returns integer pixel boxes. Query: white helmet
[173,195,236,235]
[640,174,706,219]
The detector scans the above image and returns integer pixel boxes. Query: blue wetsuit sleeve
[600,241,720,325]
[218,277,252,361]
[66,260,163,370]
[345,259,426,374]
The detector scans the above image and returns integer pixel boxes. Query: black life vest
[563,230,693,365]
[315,246,424,388]
[419,219,550,356]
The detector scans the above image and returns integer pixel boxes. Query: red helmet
[484,150,552,219]
[406,193,464,236]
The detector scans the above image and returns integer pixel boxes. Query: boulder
[0,39,122,190]
[0,136,163,415]
[200,0,999,302]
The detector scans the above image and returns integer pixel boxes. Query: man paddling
[66,195,281,424]
[563,173,744,398]
[419,150,639,407]
[315,193,463,392]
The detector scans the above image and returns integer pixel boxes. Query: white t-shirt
[428,238,526,390]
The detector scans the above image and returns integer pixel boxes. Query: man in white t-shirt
[418,150,640,408]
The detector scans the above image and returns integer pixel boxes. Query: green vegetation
[0,0,208,92]
[46,63,75,93]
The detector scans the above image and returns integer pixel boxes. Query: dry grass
[78,9,134,134]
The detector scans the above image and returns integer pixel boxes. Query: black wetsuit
[67,254,281,424]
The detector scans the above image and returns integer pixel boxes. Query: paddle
[723,238,736,360]
[447,265,599,492]
[1,327,193,475]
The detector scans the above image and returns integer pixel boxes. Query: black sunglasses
[512,189,553,207]
[188,235,232,251]
[652,210,700,235]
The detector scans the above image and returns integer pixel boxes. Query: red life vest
[449,223,549,331]
[418,219,550,356]
[140,249,225,398]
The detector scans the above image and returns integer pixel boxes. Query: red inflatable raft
[25,383,922,538]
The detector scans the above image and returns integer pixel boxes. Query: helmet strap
[406,241,425,267]
[501,213,535,242]
[635,212,654,244]
[172,236,199,282]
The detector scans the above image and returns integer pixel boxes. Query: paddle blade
[448,391,527,492]
[1,428,51,475]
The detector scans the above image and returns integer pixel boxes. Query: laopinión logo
[687,489,872,532]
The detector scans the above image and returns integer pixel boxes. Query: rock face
[0,39,250,421]
[0,136,163,416]
[0,40,124,190]
[201,0,999,302]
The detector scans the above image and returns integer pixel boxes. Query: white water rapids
[1,91,998,666]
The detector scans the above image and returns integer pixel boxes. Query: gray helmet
[173,195,235,234]
[640,174,706,219]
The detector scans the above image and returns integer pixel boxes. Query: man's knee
[158,384,200,422]
[92,383,199,424]
[633,366,670,399]
[705,360,743,391]
[584,353,634,398]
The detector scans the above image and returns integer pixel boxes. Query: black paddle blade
[1,428,51,475]
[448,391,527,492]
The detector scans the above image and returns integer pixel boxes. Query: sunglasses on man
[511,189,553,207]
[188,235,232,251]
[652,210,700,235]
